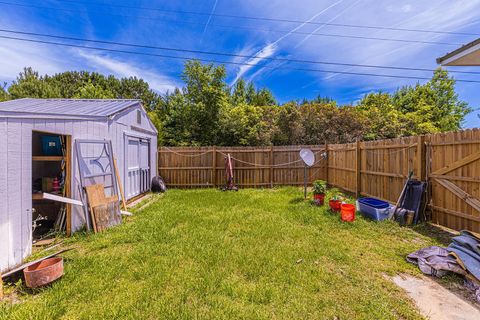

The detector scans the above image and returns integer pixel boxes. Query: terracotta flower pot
[329,199,342,212]
[313,193,325,205]
[24,257,64,288]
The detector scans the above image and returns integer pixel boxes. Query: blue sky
[0,0,479,128]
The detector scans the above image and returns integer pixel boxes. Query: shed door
[125,136,150,199]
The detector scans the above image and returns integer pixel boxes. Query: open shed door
[125,136,151,200]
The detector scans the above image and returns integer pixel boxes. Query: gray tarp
[407,230,480,302]
[407,246,466,277]
[448,231,480,282]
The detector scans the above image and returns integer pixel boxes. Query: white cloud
[294,0,360,48]
[76,51,179,93]
[231,0,345,85]
[386,3,413,13]
[202,0,219,37]
[231,43,277,85]
[0,37,179,94]
[302,0,480,86]
[0,38,68,82]
[401,4,413,13]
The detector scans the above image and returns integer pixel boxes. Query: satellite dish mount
[299,149,315,199]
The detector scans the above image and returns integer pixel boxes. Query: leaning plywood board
[85,184,121,233]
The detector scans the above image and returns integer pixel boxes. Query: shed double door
[125,136,151,200]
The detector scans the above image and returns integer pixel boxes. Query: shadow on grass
[411,223,454,247]
[289,197,306,204]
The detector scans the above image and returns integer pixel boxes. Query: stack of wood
[85,184,122,233]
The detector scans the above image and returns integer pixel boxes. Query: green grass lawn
[1,187,446,319]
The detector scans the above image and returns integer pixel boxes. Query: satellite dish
[299,149,315,167]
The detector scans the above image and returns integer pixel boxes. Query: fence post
[212,146,217,188]
[417,135,426,181]
[270,145,274,188]
[356,139,361,198]
[324,143,329,185]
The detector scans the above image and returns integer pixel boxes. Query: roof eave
[437,38,480,66]
[0,111,107,120]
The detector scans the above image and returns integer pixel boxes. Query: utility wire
[3,34,480,83]
[2,28,479,75]
[54,0,480,37]
[0,1,476,45]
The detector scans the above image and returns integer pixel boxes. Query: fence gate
[428,138,480,232]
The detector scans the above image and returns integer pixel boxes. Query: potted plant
[312,180,327,205]
[327,188,344,212]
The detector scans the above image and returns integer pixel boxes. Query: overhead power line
[54,0,480,37]
[2,34,480,83]
[2,28,479,75]
[0,1,478,43]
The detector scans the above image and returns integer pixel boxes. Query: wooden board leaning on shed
[85,184,121,233]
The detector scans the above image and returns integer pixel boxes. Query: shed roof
[0,98,141,118]
[437,38,480,66]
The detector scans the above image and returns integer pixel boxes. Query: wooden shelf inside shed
[32,193,43,200]
[32,156,64,161]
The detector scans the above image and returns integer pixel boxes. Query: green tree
[272,102,303,145]
[357,92,409,140]
[73,81,116,99]
[162,90,193,146]
[231,78,248,105]
[0,82,9,101]
[163,60,229,145]
[392,68,471,134]
[218,104,277,146]
[244,82,277,106]
[8,67,60,99]
[117,77,160,111]
[253,88,277,106]
[298,103,365,144]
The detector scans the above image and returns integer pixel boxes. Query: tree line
[0,61,472,146]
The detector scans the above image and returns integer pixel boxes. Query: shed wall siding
[0,118,10,271]
[5,119,25,272]
[20,120,33,262]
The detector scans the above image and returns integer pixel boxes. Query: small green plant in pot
[327,188,344,212]
[312,180,327,205]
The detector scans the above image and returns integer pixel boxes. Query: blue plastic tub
[41,136,62,156]
[357,197,392,221]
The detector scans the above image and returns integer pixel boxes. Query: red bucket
[24,257,64,288]
[341,204,355,222]
[313,193,325,205]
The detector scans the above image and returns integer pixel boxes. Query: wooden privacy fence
[158,128,480,232]
[158,146,327,188]
[327,129,480,232]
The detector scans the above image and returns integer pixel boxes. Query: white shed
[0,98,158,272]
